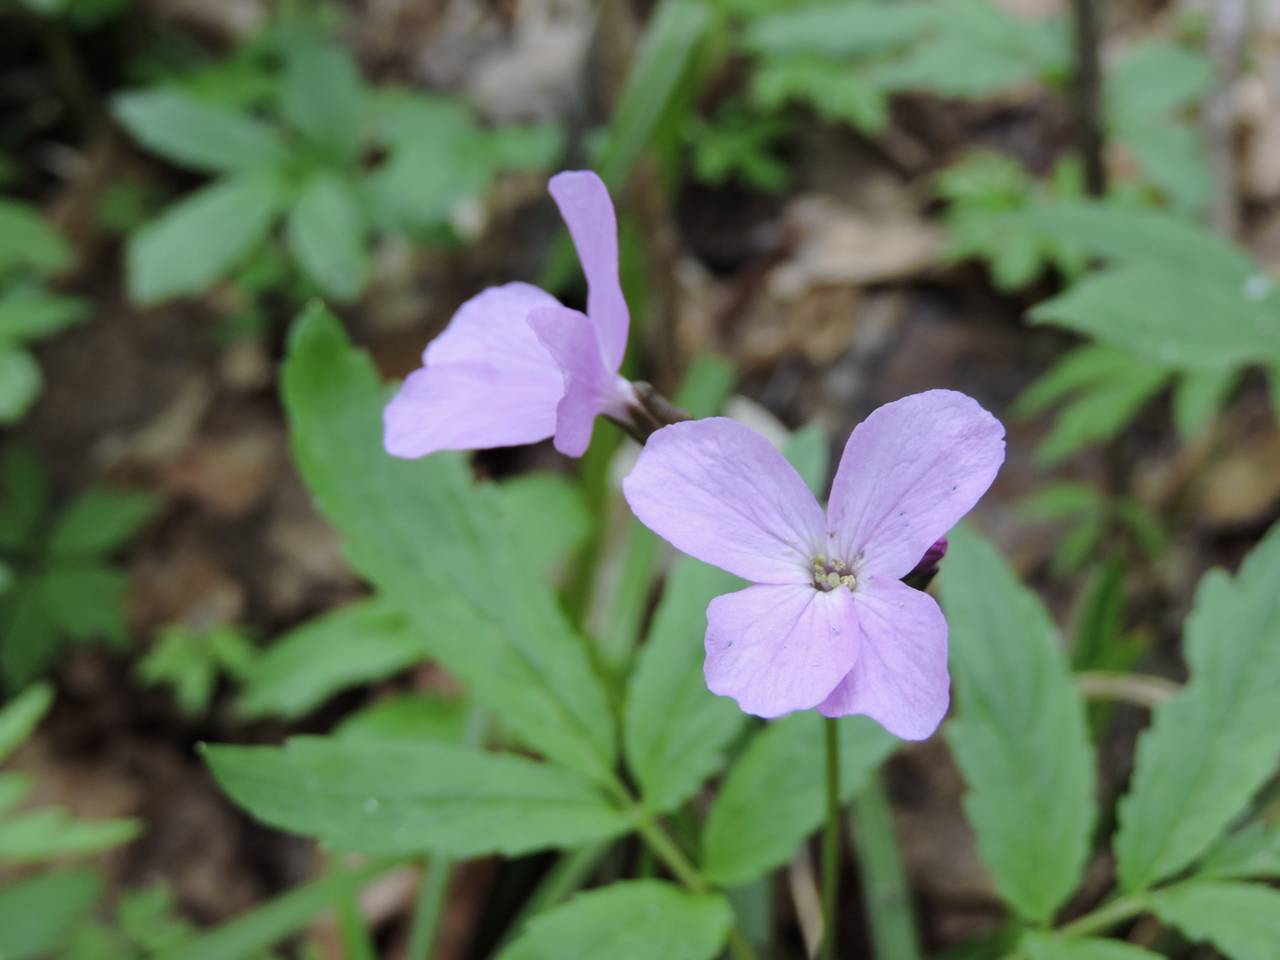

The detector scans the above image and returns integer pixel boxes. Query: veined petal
[384,282,565,458]
[383,362,559,457]
[827,390,1004,579]
[623,418,827,584]
[528,306,632,458]
[817,578,949,741]
[705,583,858,717]
[549,171,629,372]
[424,282,564,375]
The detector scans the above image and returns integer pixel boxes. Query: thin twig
[1076,671,1180,709]
[1069,0,1106,197]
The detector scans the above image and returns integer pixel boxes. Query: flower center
[811,555,856,592]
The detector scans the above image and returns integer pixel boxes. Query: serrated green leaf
[0,808,140,863]
[282,307,616,782]
[702,713,896,885]
[237,599,423,720]
[751,56,888,131]
[114,90,286,174]
[128,173,285,303]
[0,682,53,762]
[624,556,744,814]
[0,200,71,277]
[48,488,158,557]
[1004,201,1255,281]
[1032,263,1280,370]
[1115,522,1280,891]
[280,41,364,161]
[0,868,101,960]
[1023,933,1161,960]
[0,289,86,343]
[499,880,732,960]
[939,525,1095,922]
[494,473,591,581]
[1196,820,1280,880]
[1149,881,1280,960]
[206,737,632,856]
[286,173,368,302]
[335,693,469,744]
[0,347,42,424]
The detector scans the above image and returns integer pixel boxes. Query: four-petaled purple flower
[622,390,1005,740]
[384,170,634,459]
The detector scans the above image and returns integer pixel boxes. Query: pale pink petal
[383,363,560,457]
[817,578,949,740]
[705,583,858,717]
[827,390,1005,579]
[528,306,632,457]
[623,418,826,584]
[548,171,629,371]
[424,282,564,374]
[384,282,565,458]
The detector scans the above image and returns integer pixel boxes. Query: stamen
[811,556,857,592]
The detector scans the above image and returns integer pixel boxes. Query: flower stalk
[822,716,841,960]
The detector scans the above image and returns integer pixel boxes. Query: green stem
[404,857,451,960]
[1058,893,1149,938]
[337,889,378,960]
[850,772,922,960]
[632,810,759,960]
[822,717,841,960]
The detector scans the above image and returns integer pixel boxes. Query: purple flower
[622,390,1005,740]
[383,171,634,459]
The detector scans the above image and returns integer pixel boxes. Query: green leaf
[1031,264,1280,371]
[286,173,368,302]
[1149,881,1280,960]
[1032,361,1171,466]
[1014,344,1149,418]
[0,200,71,277]
[280,40,364,161]
[1022,933,1161,960]
[48,488,158,557]
[0,347,42,424]
[1005,201,1255,281]
[0,808,140,863]
[0,444,47,550]
[701,713,896,885]
[282,307,616,782]
[596,0,712,187]
[624,557,745,814]
[499,880,732,960]
[238,600,424,720]
[0,580,61,688]
[157,861,392,960]
[1196,820,1280,880]
[751,56,888,131]
[114,90,286,174]
[39,563,128,646]
[1115,521,1280,891]
[938,525,1095,922]
[743,2,934,58]
[494,473,591,581]
[0,682,53,762]
[128,173,285,303]
[0,289,86,343]
[1172,368,1237,438]
[137,625,220,716]
[0,868,101,960]
[783,424,829,495]
[205,737,632,857]
[335,693,469,744]
[0,773,34,815]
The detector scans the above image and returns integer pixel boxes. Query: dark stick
[1070,0,1106,197]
